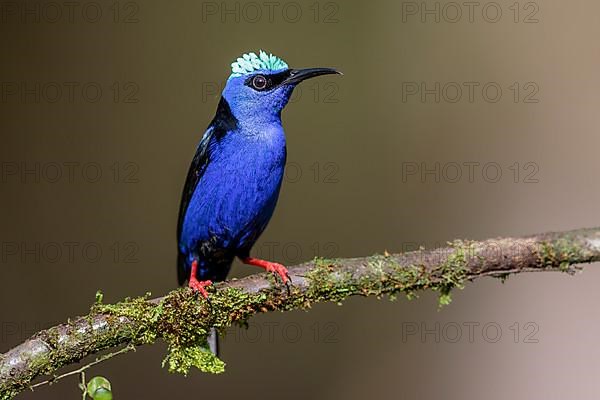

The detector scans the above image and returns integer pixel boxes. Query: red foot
[188,260,212,299]
[242,257,290,284]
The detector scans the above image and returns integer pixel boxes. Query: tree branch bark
[2,227,600,399]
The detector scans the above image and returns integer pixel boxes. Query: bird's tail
[208,327,219,356]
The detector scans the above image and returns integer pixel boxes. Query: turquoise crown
[229,50,288,79]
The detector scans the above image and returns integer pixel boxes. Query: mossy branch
[2,227,600,399]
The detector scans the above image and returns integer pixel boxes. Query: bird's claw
[284,276,291,295]
[189,279,213,301]
[266,263,291,285]
[284,272,292,294]
[268,263,292,294]
[241,257,292,293]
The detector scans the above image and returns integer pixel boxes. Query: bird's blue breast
[179,122,287,273]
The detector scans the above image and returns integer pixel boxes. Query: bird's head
[221,50,341,123]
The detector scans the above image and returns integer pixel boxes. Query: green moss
[92,292,160,346]
[305,258,355,304]
[378,242,470,307]
[0,389,17,400]
[91,290,206,374]
[308,244,470,309]
[95,290,104,304]
[536,238,585,273]
[90,285,276,376]
[162,345,225,375]
[313,257,340,269]
[432,240,470,307]
[438,292,453,307]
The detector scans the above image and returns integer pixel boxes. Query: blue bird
[176,50,340,347]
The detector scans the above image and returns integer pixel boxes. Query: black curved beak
[282,67,342,85]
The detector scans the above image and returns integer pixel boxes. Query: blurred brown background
[1,0,600,398]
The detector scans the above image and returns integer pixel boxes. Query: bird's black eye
[252,75,268,90]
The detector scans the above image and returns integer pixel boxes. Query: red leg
[188,260,212,299]
[242,257,290,284]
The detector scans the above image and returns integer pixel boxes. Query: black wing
[176,97,238,284]
[177,127,213,241]
[176,127,214,284]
